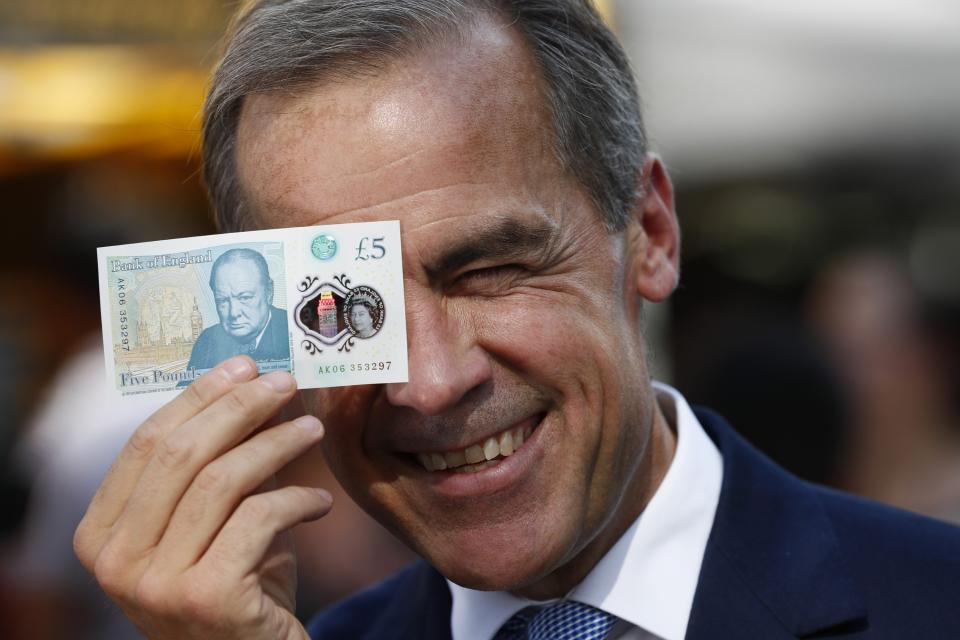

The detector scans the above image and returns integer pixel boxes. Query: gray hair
[203,0,646,232]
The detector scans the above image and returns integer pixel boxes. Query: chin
[438,551,562,594]
[417,516,574,593]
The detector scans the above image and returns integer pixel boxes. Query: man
[74,2,960,639]
[187,248,289,370]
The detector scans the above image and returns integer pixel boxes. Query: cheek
[469,293,640,495]
[472,299,608,456]
[467,293,623,404]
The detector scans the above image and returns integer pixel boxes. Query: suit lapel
[687,410,867,639]
[416,564,455,640]
[362,561,453,640]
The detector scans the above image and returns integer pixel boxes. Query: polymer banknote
[97,221,408,400]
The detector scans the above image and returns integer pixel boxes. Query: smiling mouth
[413,417,540,474]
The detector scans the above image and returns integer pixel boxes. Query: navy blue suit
[307,410,960,639]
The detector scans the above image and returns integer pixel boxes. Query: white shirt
[250,307,274,350]
[447,382,724,640]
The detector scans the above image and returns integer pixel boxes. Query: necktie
[494,601,619,640]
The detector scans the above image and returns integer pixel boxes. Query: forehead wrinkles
[234,18,560,225]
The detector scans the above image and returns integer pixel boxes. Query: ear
[626,154,680,302]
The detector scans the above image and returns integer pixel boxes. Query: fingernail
[293,415,324,435]
[260,371,295,392]
[315,488,333,503]
[222,356,253,381]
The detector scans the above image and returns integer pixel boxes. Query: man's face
[212,259,272,342]
[236,19,677,595]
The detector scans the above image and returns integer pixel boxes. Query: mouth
[411,415,541,474]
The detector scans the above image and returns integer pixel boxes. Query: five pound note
[97,221,408,400]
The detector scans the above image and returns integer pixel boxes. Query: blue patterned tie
[494,601,618,640]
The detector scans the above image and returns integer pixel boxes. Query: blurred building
[0,5,226,638]
[615,0,960,495]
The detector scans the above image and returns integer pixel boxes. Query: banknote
[97,221,408,399]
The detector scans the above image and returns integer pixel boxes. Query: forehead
[234,17,569,235]
[213,259,261,286]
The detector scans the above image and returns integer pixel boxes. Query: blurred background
[0,0,958,637]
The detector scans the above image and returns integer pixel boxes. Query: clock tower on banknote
[190,298,202,342]
[137,316,149,347]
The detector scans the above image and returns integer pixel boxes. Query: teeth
[444,449,466,468]
[430,453,447,471]
[464,444,485,464]
[499,430,514,456]
[450,460,498,473]
[417,453,434,471]
[483,437,499,461]
[414,421,538,473]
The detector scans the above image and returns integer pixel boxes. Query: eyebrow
[214,288,257,297]
[424,217,556,279]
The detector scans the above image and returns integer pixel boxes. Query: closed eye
[449,264,527,296]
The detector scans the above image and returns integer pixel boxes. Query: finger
[153,414,325,570]
[76,357,257,568]
[202,485,332,580]
[109,371,299,560]
[84,357,255,528]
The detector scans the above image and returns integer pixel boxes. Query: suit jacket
[306,409,960,639]
[187,306,289,370]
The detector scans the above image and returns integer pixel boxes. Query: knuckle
[128,416,162,458]
[221,388,258,416]
[134,571,174,615]
[194,462,232,495]
[179,380,208,412]
[180,577,223,624]
[237,494,274,526]
[155,434,193,471]
[93,544,130,597]
[234,440,266,470]
[182,370,230,411]
[244,594,274,629]
[72,520,95,570]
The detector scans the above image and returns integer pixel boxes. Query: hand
[74,356,331,640]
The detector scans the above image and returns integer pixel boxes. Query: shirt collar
[447,382,724,640]
[249,307,273,350]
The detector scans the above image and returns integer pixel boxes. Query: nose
[227,298,241,319]
[386,288,491,416]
